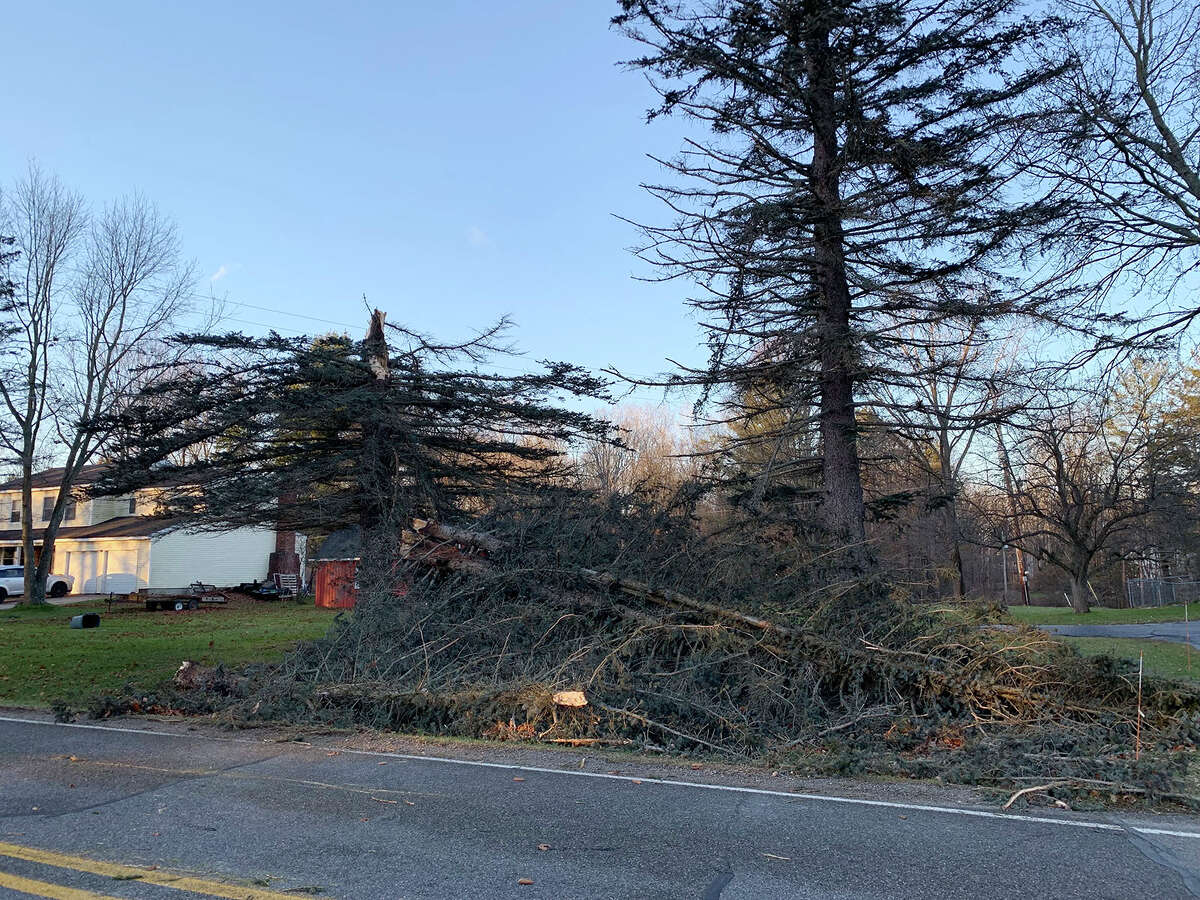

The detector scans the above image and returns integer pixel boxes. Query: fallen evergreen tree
[87,313,1198,805]
[94,489,1200,806]
[93,311,616,540]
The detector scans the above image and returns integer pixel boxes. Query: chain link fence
[1125,577,1200,608]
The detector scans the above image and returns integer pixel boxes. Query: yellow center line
[0,842,316,900]
[0,869,123,900]
[60,756,441,801]
[58,759,216,777]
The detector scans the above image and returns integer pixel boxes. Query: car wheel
[49,581,69,598]
[0,587,7,601]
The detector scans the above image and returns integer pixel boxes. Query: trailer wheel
[174,601,185,612]
[145,600,156,611]
[187,597,199,610]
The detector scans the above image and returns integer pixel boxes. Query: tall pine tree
[615,0,1075,571]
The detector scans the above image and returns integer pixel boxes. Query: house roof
[310,526,361,561]
[0,516,180,544]
[0,464,113,492]
[0,463,202,493]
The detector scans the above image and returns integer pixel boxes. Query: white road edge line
[4,714,1199,840]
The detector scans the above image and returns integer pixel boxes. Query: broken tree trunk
[568,567,866,666]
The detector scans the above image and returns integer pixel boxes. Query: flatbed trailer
[129,584,230,612]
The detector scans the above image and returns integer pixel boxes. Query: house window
[41,497,53,521]
[0,547,14,565]
[8,503,17,523]
[128,497,137,515]
[64,501,76,522]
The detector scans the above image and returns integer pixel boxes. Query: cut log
[412,520,506,554]
[552,690,588,708]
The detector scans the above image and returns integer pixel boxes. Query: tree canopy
[94,314,616,541]
[614,0,1077,565]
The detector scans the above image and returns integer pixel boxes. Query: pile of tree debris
[77,310,1199,804]
[137,505,1199,805]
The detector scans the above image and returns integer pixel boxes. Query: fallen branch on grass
[544,737,633,747]
[1004,776,1200,807]
[1002,781,1070,809]
[591,700,740,757]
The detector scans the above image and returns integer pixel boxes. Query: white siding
[0,489,42,524]
[148,528,276,589]
[87,496,132,524]
[0,488,94,526]
[33,489,71,524]
[0,487,141,527]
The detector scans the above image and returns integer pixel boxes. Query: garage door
[73,551,102,593]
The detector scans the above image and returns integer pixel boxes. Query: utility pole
[1002,543,1009,604]
[1121,557,1128,609]
[993,421,1031,605]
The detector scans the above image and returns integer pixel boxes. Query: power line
[226,300,363,331]
[221,300,675,399]
[224,317,314,335]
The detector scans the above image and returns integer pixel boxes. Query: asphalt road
[0,596,101,612]
[1,716,1198,899]
[1040,621,1200,650]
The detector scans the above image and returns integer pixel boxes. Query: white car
[0,566,74,600]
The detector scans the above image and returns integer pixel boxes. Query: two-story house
[0,465,300,594]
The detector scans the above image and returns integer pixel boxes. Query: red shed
[309,521,495,609]
[310,528,361,609]
[314,558,358,609]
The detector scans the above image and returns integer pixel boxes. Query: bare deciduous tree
[0,170,195,603]
[986,369,1169,612]
[1036,0,1200,327]
[0,234,19,472]
[869,319,1016,598]
[0,170,88,602]
[579,405,703,502]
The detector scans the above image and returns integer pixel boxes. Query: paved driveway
[0,595,105,612]
[1039,622,1200,650]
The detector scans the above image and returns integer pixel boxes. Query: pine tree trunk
[944,494,966,600]
[359,310,392,536]
[806,21,867,558]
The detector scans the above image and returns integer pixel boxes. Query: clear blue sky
[2,1,704,398]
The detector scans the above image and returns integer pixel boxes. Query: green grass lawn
[0,598,339,708]
[1006,602,1197,626]
[1060,636,1199,682]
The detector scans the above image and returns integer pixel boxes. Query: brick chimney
[268,529,301,577]
[268,492,301,578]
